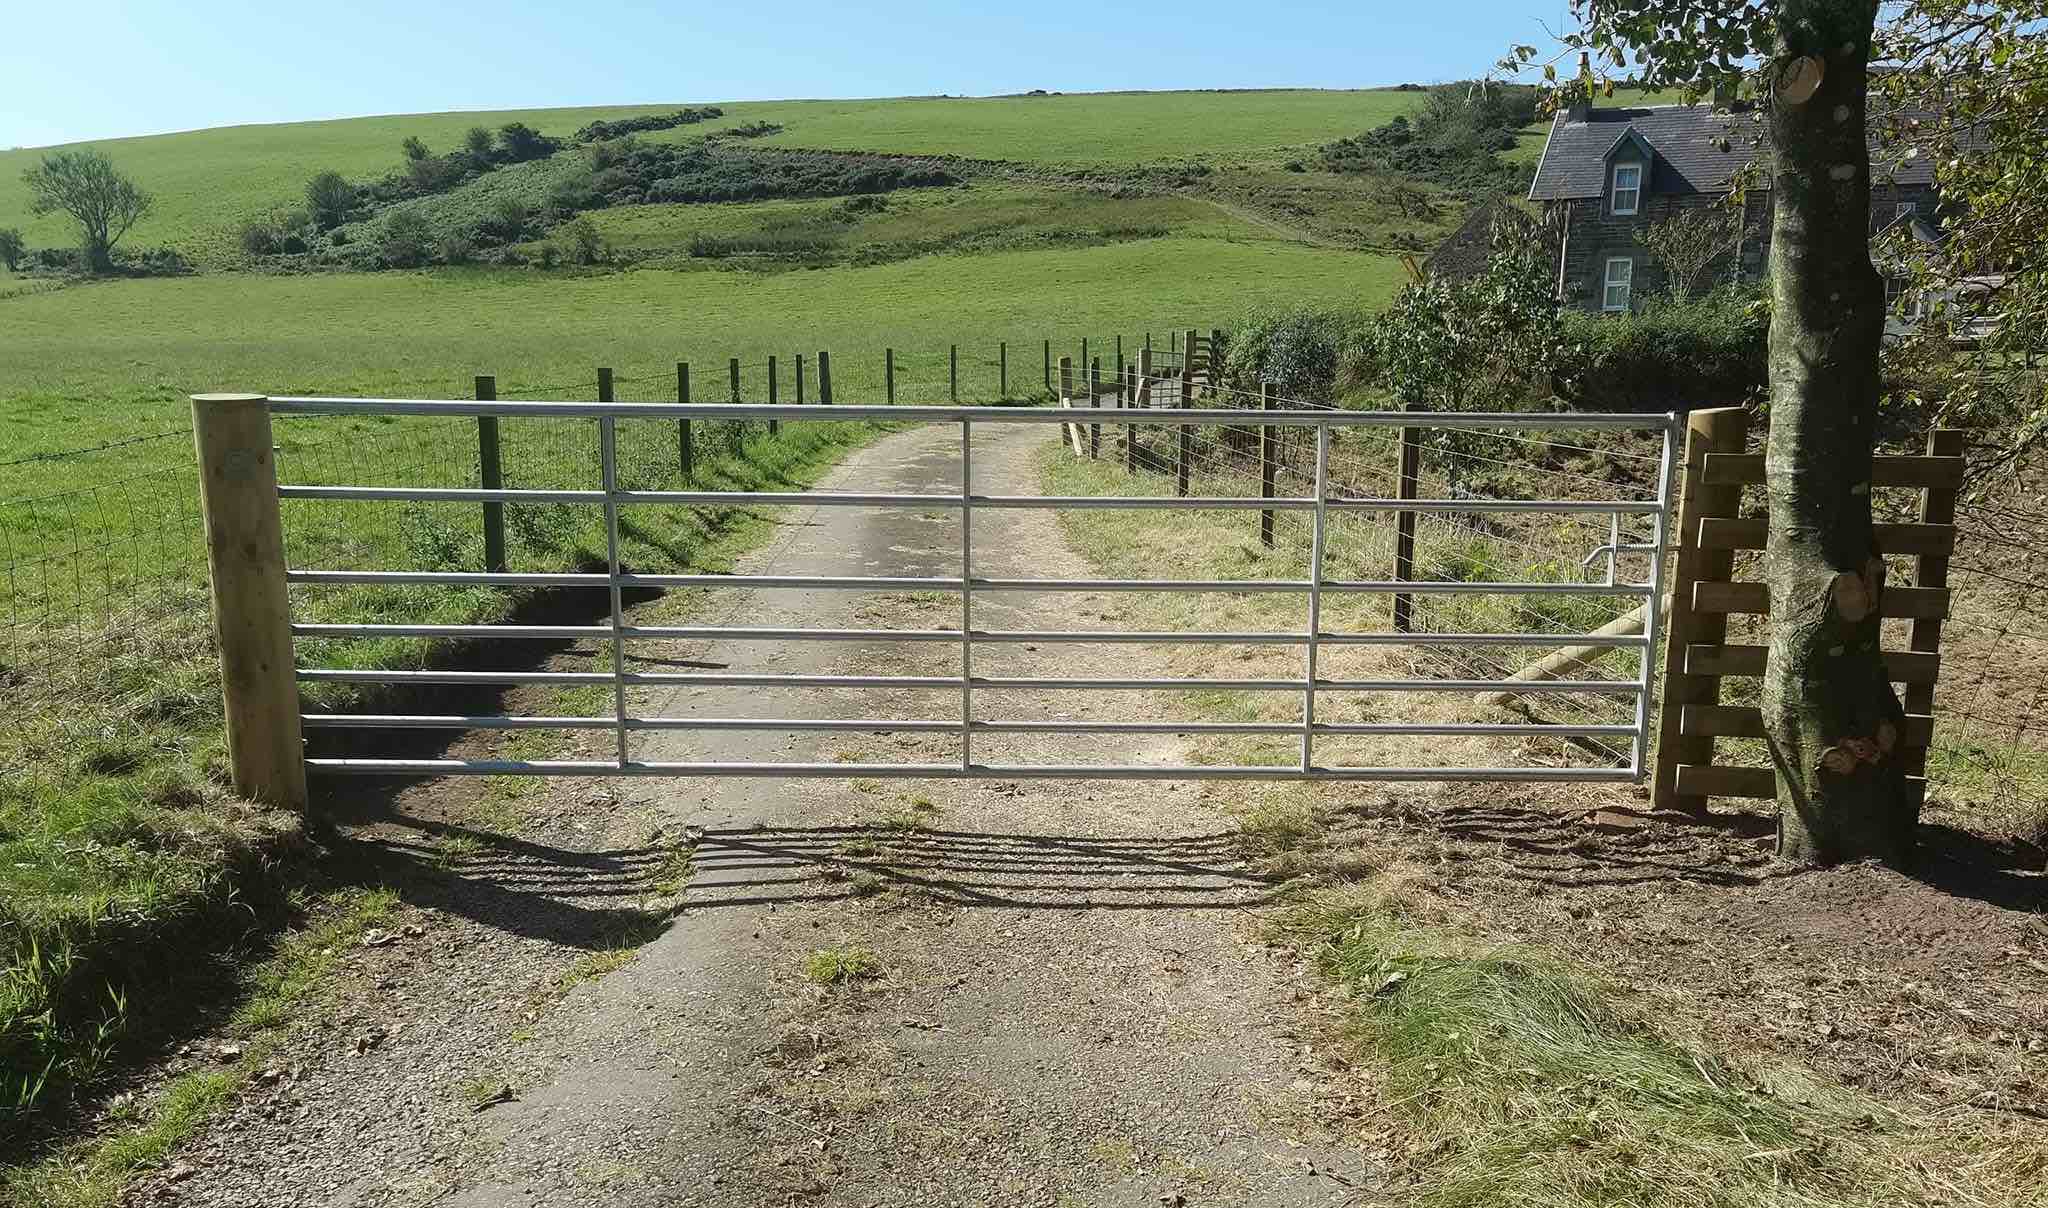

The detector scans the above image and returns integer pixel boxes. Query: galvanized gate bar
[269,397,1679,782]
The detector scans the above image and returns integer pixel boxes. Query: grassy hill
[0,89,1418,265]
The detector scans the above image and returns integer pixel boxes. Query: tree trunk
[1761,0,1913,866]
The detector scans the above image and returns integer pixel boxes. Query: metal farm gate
[187,394,1678,807]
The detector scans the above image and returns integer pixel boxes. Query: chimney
[1566,52,1593,122]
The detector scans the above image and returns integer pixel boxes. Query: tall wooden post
[728,358,740,404]
[999,341,1007,399]
[1058,356,1075,453]
[886,348,895,404]
[191,394,306,811]
[1043,339,1051,391]
[1081,337,1089,382]
[597,367,614,402]
[766,354,779,436]
[1124,362,1139,474]
[1258,382,1276,549]
[1651,406,1750,813]
[1391,419,1423,632]
[1088,357,1101,459]
[677,362,692,480]
[818,350,833,404]
[796,353,806,405]
[949,344,958,402]
[475,375,504,574]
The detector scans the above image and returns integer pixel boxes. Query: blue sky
[3,1,1572,148]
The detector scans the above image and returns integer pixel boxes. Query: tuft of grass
[458,1075,514,1112]
[803,946,881,986]
[1279,878,2048,1208]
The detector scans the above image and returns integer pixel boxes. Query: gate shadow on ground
[321,814,1282,949]
[684,825,1283,911]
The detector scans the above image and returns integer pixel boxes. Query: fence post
[767,355,779,436]
[999,341,1007,399]
[1177,352,1193,497]
[1058,356,1076,454]
[1088,357,1101,459]
[796,353,806,405]
[886,348,895,404]
[191,393,307,811]
[1900,428,1965,780]
[1210,328,1224,397]
[475,375,504,574]
[728,357,740,404]
[1650,406,1750,814]
[1259,382,1276,549]
[1124,361,1139,474]
[819,350,832,403]
[1115,335,1123,377]
[1390,417,1423,632]
[949,344,958,402]
[677,362,692,480]
[1043,339,1051,391]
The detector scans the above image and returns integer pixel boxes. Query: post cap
[190,392,268,405]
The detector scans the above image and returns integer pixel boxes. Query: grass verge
[1280,877,2047,1208]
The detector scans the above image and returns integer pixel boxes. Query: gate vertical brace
[1302,424,1330,772]
[959,418,974,771]
[476,376,504,574]
[598,417,628,769]
[1633,417,1679,776]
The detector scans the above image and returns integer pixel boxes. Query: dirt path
[136,423,1373,1208]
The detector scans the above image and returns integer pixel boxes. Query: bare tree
[22,149,153,273]
[1641,208,1747,300]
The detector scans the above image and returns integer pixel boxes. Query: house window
[1611,162,1642,216]
[1602,257,1634,312]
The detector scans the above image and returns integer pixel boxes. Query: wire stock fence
[6,332,2044,838]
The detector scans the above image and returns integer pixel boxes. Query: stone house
[1527,98,1939,312]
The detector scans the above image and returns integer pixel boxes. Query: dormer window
[1611,162,1642,215]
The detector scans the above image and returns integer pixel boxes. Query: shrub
[481,197,531,244]
[463,125,493,156]
[535,241,561,269]
[378,210,433,268]
[236,209,312,256]
[305,170,357,229]
[572,107,724,142]
[545,172,602,220]
[561,217,606,265]
[726,121,784,139]
[0,227,24,271]
[437,234,475,265]
[404,154,466,194]
[496,122,560,162]
[587,137,638,172]
[1553,291,1767,411]
[401,135,430,161]
[1220,306,1374,401]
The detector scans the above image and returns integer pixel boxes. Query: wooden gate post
[949,344,958,402]
[1651,406,1750,813]
[677,362,692,480]
[475,375,504,574]
[1901,428,1965,779]
[795,353,806,405]
[1259,382,1277,549]
[999,341,1007,398]
[1390,419,1423,631]
[192,393,307,811]
[886,348,895,404]
[1043,339,1051,391]
[728,357,740,404]
[818,350,833,404]
[598,366,614,403]
[766,355,779,436]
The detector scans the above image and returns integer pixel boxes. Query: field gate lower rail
[190,392,1713,810]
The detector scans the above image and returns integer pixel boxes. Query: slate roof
[1424,198,1555,283]
[1528,102,1942,202]
[1529,104,1760,200]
